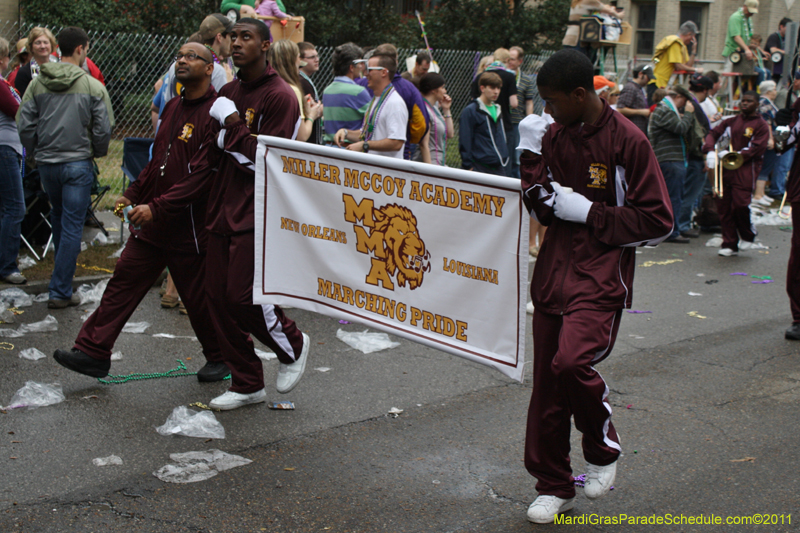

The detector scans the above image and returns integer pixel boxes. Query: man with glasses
[322,43,371,146]
[52,43,228,382]
[334,53,408,159]
[298,42,322,144]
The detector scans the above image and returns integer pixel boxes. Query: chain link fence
[1,20,628,200]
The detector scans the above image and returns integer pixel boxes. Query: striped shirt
[322,76,372,144]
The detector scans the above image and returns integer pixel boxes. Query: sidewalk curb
[5,274,113,296]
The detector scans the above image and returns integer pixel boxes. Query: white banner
[254,137,528,382]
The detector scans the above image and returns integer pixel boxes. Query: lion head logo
[344,194,432,291]
[372,204,431,290]
[178,123,194,142]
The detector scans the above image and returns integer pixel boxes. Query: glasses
[352,59,367,64]
[367,66,386,72]
[175,52,211,63]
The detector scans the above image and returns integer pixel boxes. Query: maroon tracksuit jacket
[782,98,800,321]
[158,64,305,393]
[702,113,769,250]
[520,101,673,499]
[74,86,223,362]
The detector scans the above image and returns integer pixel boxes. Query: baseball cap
[671,85,693,101]
[633,64,654,80]
[198,14,234,40]
[593,75,615,93]
[744,0,758,14]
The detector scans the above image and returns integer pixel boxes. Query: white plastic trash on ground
[33,293,49,303]
[336,329,400,354]
[705,236,723,248]
[91,232,109,246]
[752,207,792,226]
[0,302,14,324]
[19,348,46,361]
[93,455,123,466]
[109,243,126,258]
[0,315,58,338]
[0,288,33,308]
[3,381,65,410]
[156,406,225,439]
[17,256,36,270]
[76,279,108,305]
[153,449,252,484]
[122,321,150,334]
[111,351,123,361]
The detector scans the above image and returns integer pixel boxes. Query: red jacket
[702,113,769,190]
[124,85,217,254]
[782,98,800,203]
[521,102,673,314]
[155,64,300,236]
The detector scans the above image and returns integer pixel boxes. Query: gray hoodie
[16,62,114,164]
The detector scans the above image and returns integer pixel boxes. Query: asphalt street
[0,219,798,532]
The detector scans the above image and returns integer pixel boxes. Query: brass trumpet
[720,151,744,170]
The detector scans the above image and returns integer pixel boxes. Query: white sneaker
[526,301,534,314]
[208,389,267,410]
[584,461,617,499]
[739,240,769,250]
[753,196,773,207]
[276,332,310,393]
[526,495,575,524]
[718,248,738,257]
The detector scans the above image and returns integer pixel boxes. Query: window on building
[680,3,705,57]
[634,2,657,56]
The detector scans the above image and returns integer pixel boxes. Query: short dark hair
[235,18,271,42]
[537,48,593,94]
[373,52,396,78]
[332,42,363,76]
[374,43,397,59]
[298,42,315,58]
[58,27,89,57]
[479,71,502,89]
[705,70,719,84]
[742,90,759,100]
[780,17,792,28]
[416,50,431,65]
[419,72,445,95]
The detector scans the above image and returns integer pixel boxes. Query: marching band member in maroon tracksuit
[158,19,310,411]
[779,93,800,341]
[53,44,229,381]
[518,50,673,524]
[702,91,770,257]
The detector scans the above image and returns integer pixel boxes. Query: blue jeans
[677,158,706,233]
[39,160,93,300]
[0,145,25,277]
[508,123,521,179]
[659,161,686,238]
[769,146,793,198]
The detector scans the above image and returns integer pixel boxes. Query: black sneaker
[53,348,110,378]
[197,361,231,382]
[786,323,800,341]
[48,293,81,309]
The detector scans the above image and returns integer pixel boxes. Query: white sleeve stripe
[225,150,255,171]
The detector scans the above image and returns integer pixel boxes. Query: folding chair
[119,137,154,242]
[86,160,111,238]
[20,168,52,261]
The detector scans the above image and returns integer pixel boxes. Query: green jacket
[16,62,114,164]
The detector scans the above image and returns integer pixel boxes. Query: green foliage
[21,0,218,36]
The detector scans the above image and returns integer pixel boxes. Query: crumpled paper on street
[0,302,14,324]
[93,455,123,466]
[705,236,723,248]
[3,381,65,410]
[153,449,251,484]
[91,232,108,246]
[0,315,58,338]
[111,351,123,361]
[0,288,33,308]
[19,347,46,360]
[155,406,225,439]
[336,328,400,354]
[122,321,151,334]
[17,255,36,270]
[33,293,49,303]
[752,207,792,226]
[75,279,108,305]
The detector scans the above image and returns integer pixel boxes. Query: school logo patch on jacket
[744,127,754,138]
[178,123,194,142]
[588,163,608,189]
[245,108,256,129]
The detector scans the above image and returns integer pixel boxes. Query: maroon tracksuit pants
[206,232,305,394]
[75,236,222,362]
[715,179,757,251]
[525,308,623,499]
[787,204,800,322]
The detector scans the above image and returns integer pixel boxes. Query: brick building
[0,1,20,25]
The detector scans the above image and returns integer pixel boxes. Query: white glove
[552,182,593,224]
[517,114,549,154]
[705,151,716,169]
[776,126,790,135]
[209,97,238,126]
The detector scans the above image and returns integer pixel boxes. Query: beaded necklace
[361,84,394,141]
